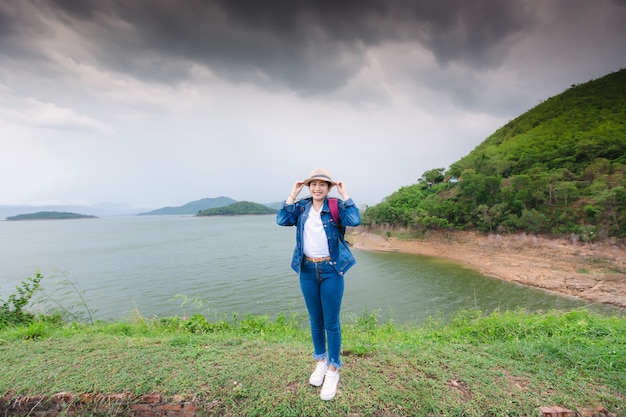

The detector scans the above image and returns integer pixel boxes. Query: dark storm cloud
[2,0,532,94]
[216,0,531,65]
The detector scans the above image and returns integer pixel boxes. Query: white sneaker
[320,370,339,401]
[309,361,328,387]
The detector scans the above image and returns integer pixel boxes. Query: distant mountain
[137,196,237,215]
[197,201,278,216]
[263,201,284,210]
[6,211,97,221]
[0,198,280,219]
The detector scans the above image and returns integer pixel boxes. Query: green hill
[364,68,626,239]
[137,196,236,215]
[6,211,97,221]
[197,201,278,216]
[450,69,626,175]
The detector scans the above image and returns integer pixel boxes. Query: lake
[0,215,617,325]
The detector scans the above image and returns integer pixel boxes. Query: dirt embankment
[349,229,626,309]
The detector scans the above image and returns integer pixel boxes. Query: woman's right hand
[288,181,305,202]
[291,181,304,197]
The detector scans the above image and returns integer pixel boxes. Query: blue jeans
[299,258,345,369]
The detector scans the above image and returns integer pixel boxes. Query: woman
[276,167,361,401]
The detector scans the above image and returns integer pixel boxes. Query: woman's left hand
[335,181,350,200]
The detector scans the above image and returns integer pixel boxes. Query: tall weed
[33,271,96,324]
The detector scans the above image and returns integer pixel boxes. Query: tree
[475,203,507,233]
[420,168,445,186]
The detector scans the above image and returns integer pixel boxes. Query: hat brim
[303,175,335,187]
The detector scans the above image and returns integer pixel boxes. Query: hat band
[310,174,332,182]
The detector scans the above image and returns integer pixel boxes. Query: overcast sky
[1,0,625,210]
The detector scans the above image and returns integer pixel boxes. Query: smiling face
[308,180,331,202]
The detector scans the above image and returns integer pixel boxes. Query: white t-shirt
[303,206,330,258]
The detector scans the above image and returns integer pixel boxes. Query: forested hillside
[196,201,277,216]
[6,211,97,221]
[363,69,626,240]
[137,196,236,215]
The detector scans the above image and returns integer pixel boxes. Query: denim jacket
[276,197,361,275]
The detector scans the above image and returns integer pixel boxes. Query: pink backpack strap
[329,197,347,239]
[328,197,340,226]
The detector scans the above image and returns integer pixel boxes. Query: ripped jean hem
[327,360,342,370]
[312,353,342,369]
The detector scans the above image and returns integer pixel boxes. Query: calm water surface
[0,215,618,324]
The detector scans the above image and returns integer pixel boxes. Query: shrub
[1,273,44,328]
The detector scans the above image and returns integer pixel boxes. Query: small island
[5,211,98,221]
[196,201,277,216]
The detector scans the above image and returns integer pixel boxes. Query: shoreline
[349,229,626,310]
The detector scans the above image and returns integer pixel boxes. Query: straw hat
[303,168,336,187]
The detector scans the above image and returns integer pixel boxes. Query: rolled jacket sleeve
[339,198,361,228]
[276,201,299,226]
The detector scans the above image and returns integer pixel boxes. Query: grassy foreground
[1,309,625,416]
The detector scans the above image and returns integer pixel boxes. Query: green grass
[1,309,624,416]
